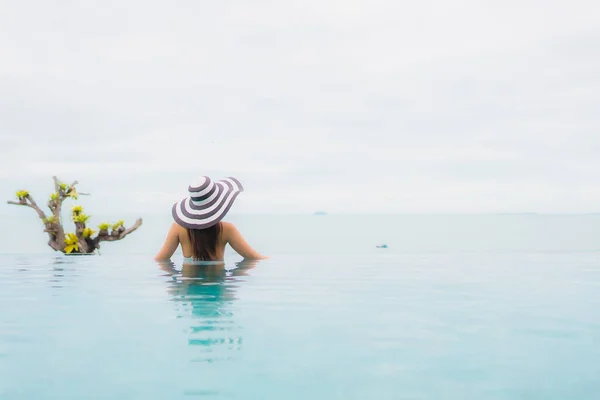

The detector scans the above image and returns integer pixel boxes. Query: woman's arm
[154,222,181,260]
[224,222,268,259]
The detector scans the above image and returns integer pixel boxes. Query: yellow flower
[64,233,79,254]
[112,220,125,230]
[72,205,83,214]
[50,192,59,201]
[98,222,111,231]
[73,213,91,223]
[82,227,96,238]
[43,215,56,224]
[67,188,78,200]
[16,190,29,200]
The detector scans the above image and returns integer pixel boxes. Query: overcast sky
[1,0,600,215]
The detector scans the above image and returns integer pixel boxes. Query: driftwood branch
[49,176,66,246]
[95,218,143,246]
[7,177,142,254]
[53,176,60,195]
[53,177,80,199]
[7,194,61,250]
[27,195,47,217]
[7,200,29,206]
[119,218,143,239]
[7,197,48,221]
[51,176,61,218]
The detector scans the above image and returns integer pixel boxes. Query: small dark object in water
[376,244,388,248]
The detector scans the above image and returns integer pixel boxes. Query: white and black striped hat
[172,176,244,229]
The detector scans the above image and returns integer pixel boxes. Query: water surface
[1,214,599,399]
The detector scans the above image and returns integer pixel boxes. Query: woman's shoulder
[220,221,236,232]
[170,221,189,236]
[219,221,240,238]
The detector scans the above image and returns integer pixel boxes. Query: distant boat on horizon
[314,211,328,216]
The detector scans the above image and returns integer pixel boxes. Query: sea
[0,213,599,399]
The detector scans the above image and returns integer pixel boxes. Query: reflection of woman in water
[154,176,268,261]
[158,259,260,362]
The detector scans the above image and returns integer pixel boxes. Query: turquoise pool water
[1,215,600,398]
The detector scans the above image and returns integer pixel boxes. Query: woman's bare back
[155,221,266,261]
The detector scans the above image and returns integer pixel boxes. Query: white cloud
[1,0,600,214]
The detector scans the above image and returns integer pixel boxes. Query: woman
[154,176,267,261]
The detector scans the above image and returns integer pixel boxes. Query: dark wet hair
[187,222,221,260]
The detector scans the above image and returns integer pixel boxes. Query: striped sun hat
[172,176,244,229]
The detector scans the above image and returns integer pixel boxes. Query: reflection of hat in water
[172,176,244,229]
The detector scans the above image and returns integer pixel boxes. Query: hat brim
[172,177,243,229]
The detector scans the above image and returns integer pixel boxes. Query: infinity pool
[1,214,600,399]
[1,250,599,399]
